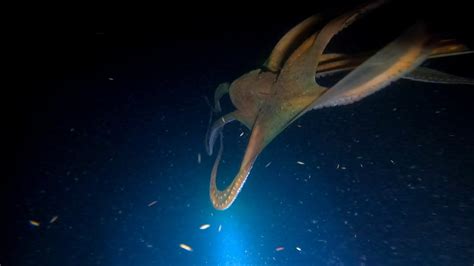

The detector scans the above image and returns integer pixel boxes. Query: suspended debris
[29,220,40,227]
[199,224,210,230]
[179,243,193,252]
[49,216,58,224]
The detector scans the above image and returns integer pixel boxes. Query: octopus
[205,0,473,210]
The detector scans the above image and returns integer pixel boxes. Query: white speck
[199,224,210,230]
[239,132,244,137]
[179,243,193,252]
[297,161,305,165]
[265,162,272,168]
[50,216,58,223]
[197,153,201,164]
[275,246,285,251]
[390,160,395,164]
[148,201,157,207]
[218,224,222,232]
[296,246,302,251]
[108,77,114,81]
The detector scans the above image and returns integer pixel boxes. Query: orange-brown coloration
[206,0,473,210]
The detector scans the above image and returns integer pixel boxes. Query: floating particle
[29,220,40,227]
[148,201,157,207]
[199,224,210,230]
[296,161,305,165]
[179,243,193,252]
[296,246,302,251]
[49,216,58,224]
[218,224,222,232]
[239,132,244,137]
[265,162,272,168]
[275,246,285,251]
[341,166,346,170]
[336,164,340,169]
[360,163,364,168]
[197,153,201,164]
[297,124,302,128]
[390,160,395,164]
[108,77,114,81]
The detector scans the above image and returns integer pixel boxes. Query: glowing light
[199,224,210,230]
[179,243,193,252]
[29,220,40,227]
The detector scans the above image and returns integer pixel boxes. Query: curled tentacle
[205,112,236,156]
[209,120,265,210]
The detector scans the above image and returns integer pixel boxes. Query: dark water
[5,2,474,265]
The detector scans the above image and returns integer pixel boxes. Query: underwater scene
[6,1,474,265]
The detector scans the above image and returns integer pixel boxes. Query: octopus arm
[311,22,432,110]
[404,67,474,85]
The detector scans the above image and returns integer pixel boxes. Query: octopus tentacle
[205,112,236,156]
[312,22,432,109]
[209,119,265,210]
[264,15,322,72]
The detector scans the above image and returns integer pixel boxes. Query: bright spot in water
[199,224,210,230]
[275,246,285,251]
[179,243,193,252]
[29,220,40,227]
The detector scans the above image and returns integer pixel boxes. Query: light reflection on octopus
[205,0,474,210]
